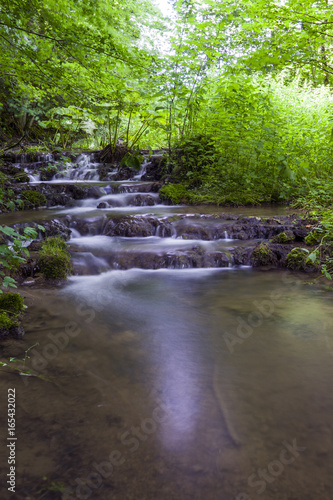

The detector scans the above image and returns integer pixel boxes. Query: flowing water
[0,153,332,500]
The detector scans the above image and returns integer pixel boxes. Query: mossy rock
[251,242,276,266]
[0,292,25,316]
[16,172,30,183]
[38,237,71,279]
[286,247,318,271]
[271,230,295,244]
[22,190,47,208]
[0,312,24,339]
[0,312,17,330]
[40,166,58,181]
[159,184,189,204]
[304,230,322,246]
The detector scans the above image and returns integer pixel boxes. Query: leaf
[307,251,317,263]
[0,226,17,237]
[24,227,38,238]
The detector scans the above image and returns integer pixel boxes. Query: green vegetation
[21,190,47,208]
[0,343,53,381]
[159,184,189,204]
[0,292,25,337]
[38,237,71,279]
[0,312,17,330]
[0,224,42,291]
[0,0,333,277]
[39,165,58,181]
[286,248,317,271]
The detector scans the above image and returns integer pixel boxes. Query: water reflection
[1,269,333,498]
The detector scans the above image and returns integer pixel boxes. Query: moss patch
[22,190,47,208]
[159,184,189,204]
[286,247,318,271]
[40,166,58,181]
[0,292,25,315]
[0,292,25,340]
[304,230,322,246]
[271,230,295,243]
[38,237,71,279]
[251,242,276,266]
[0,312,19,329]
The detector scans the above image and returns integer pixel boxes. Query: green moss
[271,230,295,243]
[40,166,58,181]
[251,242,276,266]
[0,312,18,330]
[159,184,189,204]
[304,230,322,246]
[0,293,25,315]
[38,237,71,279]
[15,172,30,183]
[286,248,315,270]
[22,190,47,208]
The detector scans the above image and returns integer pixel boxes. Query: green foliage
[0,224,43,292]
[21,190,47,208]
[159,184,189,204]
[286,247,319,271]
[168,134,217,187]
[0,343,53,381]
[38,237,71,279]
[39,165,58,181]
[305,230,322,246]
[119,150,144,170]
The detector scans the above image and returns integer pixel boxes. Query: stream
[0,153,333,499]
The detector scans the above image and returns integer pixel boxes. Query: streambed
[0,153,332,499]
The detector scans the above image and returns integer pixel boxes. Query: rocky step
[71,248,235,273]
[10,182,162,209]
[11,213,311,243]
[69,240,299,274]
[62,213,313,240]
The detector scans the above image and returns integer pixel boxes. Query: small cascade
[70,228,81,239]
[27,172,40,182]
[133,159,151,180]
[5,147,266,272]
[55,153,101,181]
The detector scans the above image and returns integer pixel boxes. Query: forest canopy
[0,0,333,206]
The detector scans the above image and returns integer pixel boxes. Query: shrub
[159,184,189,204]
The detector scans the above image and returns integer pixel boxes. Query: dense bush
[159,184,189,204]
